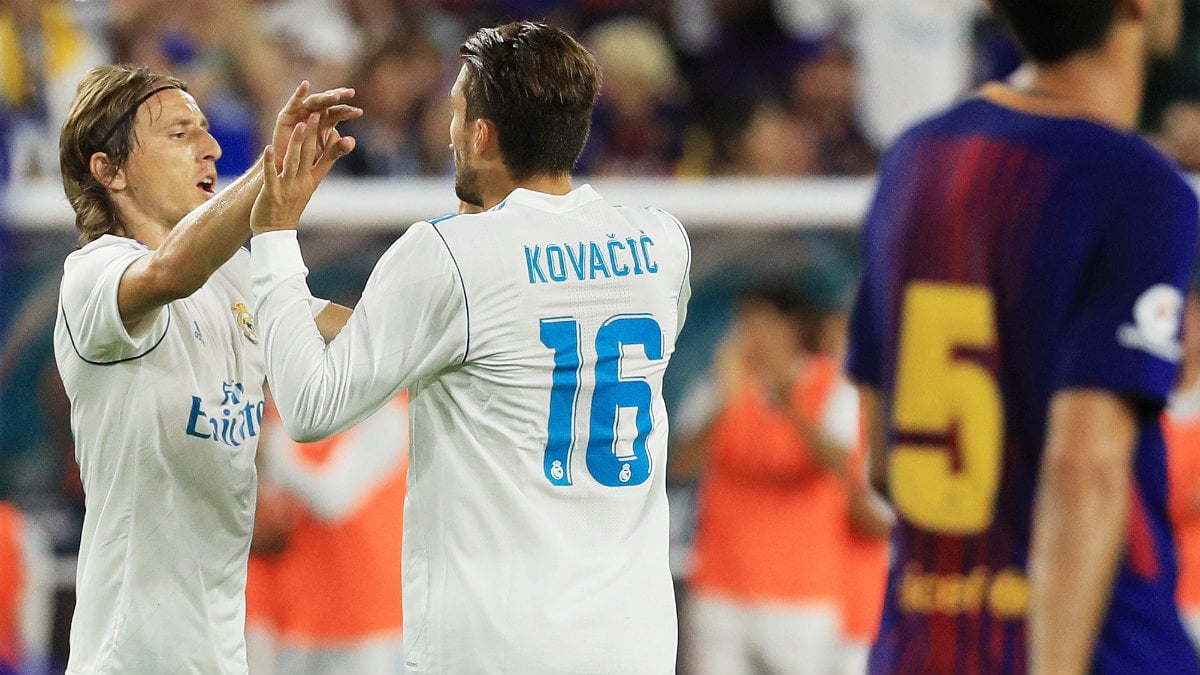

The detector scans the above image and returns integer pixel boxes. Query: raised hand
[252,114,356,236]
[271,81,362,171]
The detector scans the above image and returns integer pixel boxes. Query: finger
[279,80,310,118]
[299,87,356,113]
[299,113,320,170]
[283,122,306,178]
[303,90,355,115]
[262,145,279,193]
[320,105,363,129]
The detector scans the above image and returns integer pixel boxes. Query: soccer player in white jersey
[249,21,692,675]
[53,65,357,675]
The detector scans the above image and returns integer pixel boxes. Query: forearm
[252,233,394,442]
[222,5,290,125]
[1028,390,1137,675]
[1028,462,1128,675]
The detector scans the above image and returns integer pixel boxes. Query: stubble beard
[454,151,484,208]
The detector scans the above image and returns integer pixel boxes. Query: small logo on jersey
[550,460,565,481]
[1117,284,1183,361]
[232,301,259,345]
[618,463,632,483]
[193,320,204,344]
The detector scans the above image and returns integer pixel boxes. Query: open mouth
[198,177,216,195]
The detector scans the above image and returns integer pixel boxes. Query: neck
[992,29,1147,130]
[480,173,573,210]
[115,210,171,250]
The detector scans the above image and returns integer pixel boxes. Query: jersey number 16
[539,314,663,488]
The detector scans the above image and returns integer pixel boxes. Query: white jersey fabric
[251,185,691,675]
[54,235,265,675]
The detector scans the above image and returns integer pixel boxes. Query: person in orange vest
[1166,288,1200,649]
[0,501,51,675]
[245,395,408,675]
[672,280,858,675]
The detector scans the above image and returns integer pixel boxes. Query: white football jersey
[54,235,265,675]
[252,185,691,674]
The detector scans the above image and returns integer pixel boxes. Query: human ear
[89,152,127,191]
[474,118,501,160]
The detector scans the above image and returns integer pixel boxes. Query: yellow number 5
[891,282,1004,535]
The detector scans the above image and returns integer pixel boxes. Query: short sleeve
[846,265,883,387]
[58,238,169,364]
[1055,167,1199,409]
[846,180,895,388]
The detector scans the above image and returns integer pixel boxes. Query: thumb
[313,135,355,182]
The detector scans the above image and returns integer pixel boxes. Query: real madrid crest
[232,301,259,344]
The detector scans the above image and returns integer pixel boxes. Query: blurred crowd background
[7,0,1200,673]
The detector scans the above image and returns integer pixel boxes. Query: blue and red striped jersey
[847,94,1200,675]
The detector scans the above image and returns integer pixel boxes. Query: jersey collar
[498,184,602,213]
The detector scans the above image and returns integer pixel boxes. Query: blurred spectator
[1158,102,1200,173]
[676,0,825,131]
[246,396,409,675]
[789,43,877,175]
[111,0,289,176]
[0,501,53,675]
[1166,288,1200,650]
[0,0,107,180]
[809,304,893,674]
[849,0,982,149]
[579,17,694,176]
[715,93,821,176]
[254,0,358,89]
[1144,0,1200,132]
[333,33,446,178]
[671,280,856,675]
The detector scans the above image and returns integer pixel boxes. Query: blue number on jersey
[539,314,664,487]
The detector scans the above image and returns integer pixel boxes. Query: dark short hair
[59,65,186,246]
[459,21,601,180]
[737,279,826,352]
[738,279,820,323]
[991,0,1121,64]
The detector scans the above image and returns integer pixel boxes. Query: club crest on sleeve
[1117,284,1183,361]
[232,301,259,345]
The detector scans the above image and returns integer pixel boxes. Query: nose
[201,128,222,163]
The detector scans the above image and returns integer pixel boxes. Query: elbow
[284,420,331,444]
[276,401,333,443]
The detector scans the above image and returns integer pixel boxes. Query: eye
[170,130,187,139]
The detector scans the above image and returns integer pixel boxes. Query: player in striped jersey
[248,21,690,675]
[847,0,1197,673]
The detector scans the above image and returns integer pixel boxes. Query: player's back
[403,185,689,675]
[849,91,1199,674]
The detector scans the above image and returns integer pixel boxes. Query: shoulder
[65,234,146,267]
[61,235,148,295]
[1098,136,1197,222]
[368,219,466,285]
